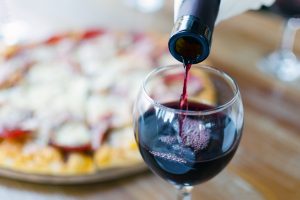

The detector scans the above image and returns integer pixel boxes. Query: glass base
[176,185,193,200]
[258,50,300,82]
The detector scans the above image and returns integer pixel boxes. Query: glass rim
[142,64,240,115]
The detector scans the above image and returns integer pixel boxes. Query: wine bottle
[169,0,221,64]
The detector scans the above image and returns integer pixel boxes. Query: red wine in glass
[134,64,244,199]
[136,101,241,186]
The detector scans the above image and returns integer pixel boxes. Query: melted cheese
[0,34,153,146]
[54,123,91,147]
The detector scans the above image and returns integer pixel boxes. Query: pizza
[0,29,216,176]
[0,29,173,175]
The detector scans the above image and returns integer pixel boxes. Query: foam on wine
[180,117,210,151]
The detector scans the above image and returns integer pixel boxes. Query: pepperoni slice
[50,123,92,152]
[51,142,92,152]
[163,73,184,85]
[0,128,31,139]
[45,34,64,45]
[164,72,203,95]
[81,29,105,40]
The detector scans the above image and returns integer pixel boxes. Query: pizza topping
[51,123,91,152]
[163,72,203,95]
[163,73,184,85]
[81,29,105,40]
[91,122,111,150]
[1,45,22,60]
[108,126,135,148]
[86,95,114,126]
[0,128,31,139]
[0,30,174,175]
[0,56,32,88]
[45,34,64,45]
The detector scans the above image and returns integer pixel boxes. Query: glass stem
[280,18,300,52]
[176,185,193,200]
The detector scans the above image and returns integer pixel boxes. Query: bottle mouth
[168,31,209,64]
[168,15,212,64]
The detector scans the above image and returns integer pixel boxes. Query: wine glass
[258,0,300,82]
[133,64,244,199]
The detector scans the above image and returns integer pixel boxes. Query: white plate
[0,163,147,185]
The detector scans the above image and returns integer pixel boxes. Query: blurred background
[0,0,173,42]
[0,0,299,200]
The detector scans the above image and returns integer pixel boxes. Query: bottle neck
[170,0,220,64]
[174,0,184,22]
[175,0,220,29]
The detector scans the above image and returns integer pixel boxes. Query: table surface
[0,9,300,200]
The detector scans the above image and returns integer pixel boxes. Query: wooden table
[0,11,299,200]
